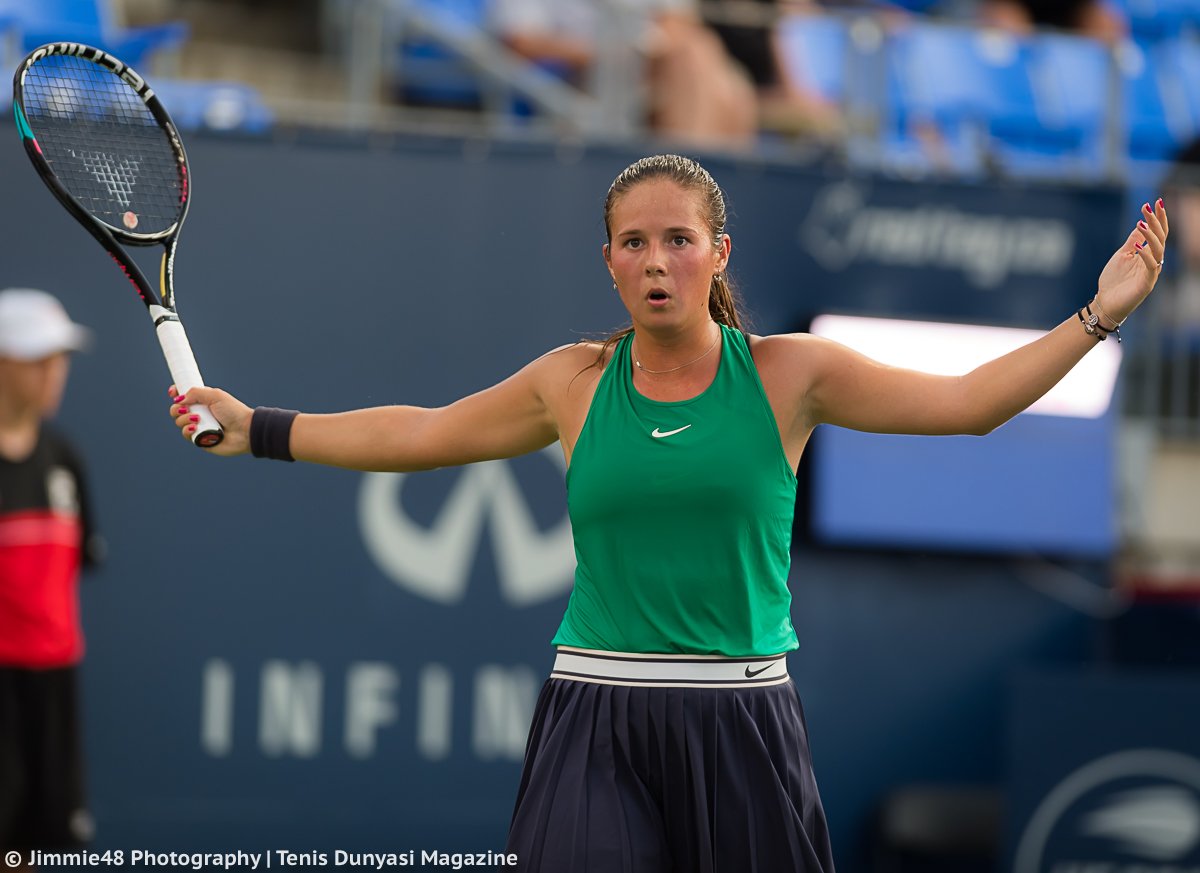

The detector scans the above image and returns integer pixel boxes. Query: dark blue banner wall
[1007,670,1200,871]
[0,128,1128,869]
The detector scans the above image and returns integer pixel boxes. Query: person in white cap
[0,288,103,870]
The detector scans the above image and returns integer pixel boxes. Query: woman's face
[604,179,729,333]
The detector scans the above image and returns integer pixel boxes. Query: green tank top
[553,325,799,656]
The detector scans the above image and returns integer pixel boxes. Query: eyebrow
[616,226,700,238]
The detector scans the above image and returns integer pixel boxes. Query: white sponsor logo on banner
[1015,748,1200,872]
[799,181,1074,289]
[358,446,574,606]
[1082,786,1200,860]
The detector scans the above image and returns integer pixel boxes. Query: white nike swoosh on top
[651,425,692,438]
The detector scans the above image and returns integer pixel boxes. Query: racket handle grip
[151,306,224,448]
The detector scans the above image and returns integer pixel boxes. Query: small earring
[613,283,619,292]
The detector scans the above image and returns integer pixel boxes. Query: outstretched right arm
[169,350,565,472]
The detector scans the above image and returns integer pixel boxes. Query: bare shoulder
[528,339,612,398]
[746,332,851,416]
[747,331,835,375]
[527,340,614,447]
[532,339,610,374]
[743,332,837,443]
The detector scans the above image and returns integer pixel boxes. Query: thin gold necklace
[633,329,720,375]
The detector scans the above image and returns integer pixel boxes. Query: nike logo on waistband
[651,425,692,438]
[744,662,775,678]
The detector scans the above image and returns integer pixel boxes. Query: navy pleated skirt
[505,669,836,872]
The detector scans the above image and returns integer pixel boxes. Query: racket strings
[21,55,185,235]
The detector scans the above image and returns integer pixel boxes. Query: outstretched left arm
[801,199,1168,437]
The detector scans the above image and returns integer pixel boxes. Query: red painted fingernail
[1139,221,1148,229]
[189,415,200,423]
[1136,241,1146,249]
[178,406,189,414]
[1158,197,1164,208]
[187,425,197,433]
[1143,202,1151,211]
[173,395,185,403]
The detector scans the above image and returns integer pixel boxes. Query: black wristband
[250,407,299,462]
[1077,306,1107,341]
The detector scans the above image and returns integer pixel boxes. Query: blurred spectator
[976,0,1128,42]
[0,289,102,871]
[489,0,759,148]
[1165,138,1200,328]
[1128,138,1200,429]
[708,0,845,140]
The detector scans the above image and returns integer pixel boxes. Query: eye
[672,236,689,246]
[624,238,643,249]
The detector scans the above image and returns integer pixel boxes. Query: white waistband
[551,646,790,688]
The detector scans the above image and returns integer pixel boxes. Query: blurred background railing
[4,0,1197,180]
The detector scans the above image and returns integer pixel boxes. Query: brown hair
[590,154,746,369]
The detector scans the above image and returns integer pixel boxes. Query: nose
[644,241,667,276]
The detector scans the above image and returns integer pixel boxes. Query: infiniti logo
[357,446,575,607]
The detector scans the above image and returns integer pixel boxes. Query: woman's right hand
[168,384,253,456]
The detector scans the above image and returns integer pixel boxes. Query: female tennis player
[169,155,1167,872]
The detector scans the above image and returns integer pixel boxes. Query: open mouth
[648,289,669,302]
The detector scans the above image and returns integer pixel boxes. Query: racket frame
[13,43,222,448]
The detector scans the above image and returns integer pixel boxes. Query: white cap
[0,288,92,361]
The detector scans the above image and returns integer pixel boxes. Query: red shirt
[0,429,98,668]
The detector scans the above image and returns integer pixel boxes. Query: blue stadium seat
[874,0,947,12]
[776,13,849,105]
[1022,33,1113,175]
[0,9,19,101]
[1146,37,1200,154]
[884,24,1043,176]
[151,80,274,134]
[883,23,1142,178]
[1033,34,1196,166]
[1121,39,1191,162]
[745,15,1196,180]
[389,0,488,108]
[1119,0,1200,40]
[0,0,188,70]
[777,14,904,169]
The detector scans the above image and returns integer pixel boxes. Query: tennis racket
[12,43,223,447]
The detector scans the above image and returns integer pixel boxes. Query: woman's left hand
[1096,198,1169,323]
